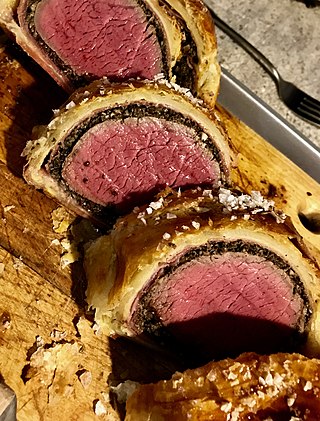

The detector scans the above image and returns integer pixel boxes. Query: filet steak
[23,80,232,224]
[85,188,320,362]
[0,0,220,107]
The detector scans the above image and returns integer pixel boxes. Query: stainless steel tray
[218,67,320,183]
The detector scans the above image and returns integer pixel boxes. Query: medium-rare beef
[85,188,320,362]
[22,80,232,223]
[0,0,220,107]
[125,352,320,420]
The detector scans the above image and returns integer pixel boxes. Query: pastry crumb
[3,205,15,213]
[94,400,107,416]
[78,370,92,389]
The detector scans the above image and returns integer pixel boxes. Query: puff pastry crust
[85,188,320,357]
[22,80,232,221]
[0,0,220,107]
[125,352,320,420]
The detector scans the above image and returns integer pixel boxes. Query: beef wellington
[85,188,320,362]
[0,0,220,107]
[125,352,320,420]
[22,80,232,223]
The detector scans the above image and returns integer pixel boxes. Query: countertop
[206,0,320,148]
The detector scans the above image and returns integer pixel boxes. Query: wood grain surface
[0,39,320,420]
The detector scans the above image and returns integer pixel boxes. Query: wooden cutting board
[0,39,320,420]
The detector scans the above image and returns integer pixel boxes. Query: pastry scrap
[0,0,220,107]
[125,352,320,420]
[85,188,320,361]
[22,80,232,223]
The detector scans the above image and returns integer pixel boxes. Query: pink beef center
[146,253,304,354]
[62,117,220,209]
[34,0,162,80]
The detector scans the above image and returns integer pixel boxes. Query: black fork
[210,9,320,127]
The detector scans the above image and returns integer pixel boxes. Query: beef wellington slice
[0,0,220,106]
[23,80,232,223]
[85,188,320,361]
[125,352,320,420]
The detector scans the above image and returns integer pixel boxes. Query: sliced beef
[60,116,220,212]
[23,80,231,223]
[0,0,220,107]
[85,188,320,362]
[27,0,163,82]
[133,246,307,359]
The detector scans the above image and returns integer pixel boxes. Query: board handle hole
[298,212,320,234]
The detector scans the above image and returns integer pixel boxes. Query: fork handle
[211,10,281,85]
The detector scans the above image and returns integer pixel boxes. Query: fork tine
[296,106,320,126]
[302,96,320,113]
[299,98,320,119]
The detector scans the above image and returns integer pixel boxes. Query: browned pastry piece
[125,352,320,420]
[85,188,320,361]
[0,0,220,108]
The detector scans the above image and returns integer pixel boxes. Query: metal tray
[218,67,320,183]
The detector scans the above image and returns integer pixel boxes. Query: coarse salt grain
[259,376,266,386]
[149,198,164,210]
[287,397,295,407]
[172,377,183,388]
[243,370,251,380]
[202,189,213,199]
[218,188,277,215]
[227,372,237,381]
[221,402,232,413]
[163,232,171,240]
[166,213,177,219]
[265,372,273,386]
[230,410,241,421]
[195,377,204,387]
[182,225,190,231]
[154,73,165,81]
[230,379,240,386]
[146,207,153,215]
[65,101,76,110]
[304,380,313,391]
[242,397,256,408]
[273,372,283,387]
[206,369,216,382]
[191,221,200,230]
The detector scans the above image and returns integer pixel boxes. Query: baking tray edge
[218,67,320,184]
